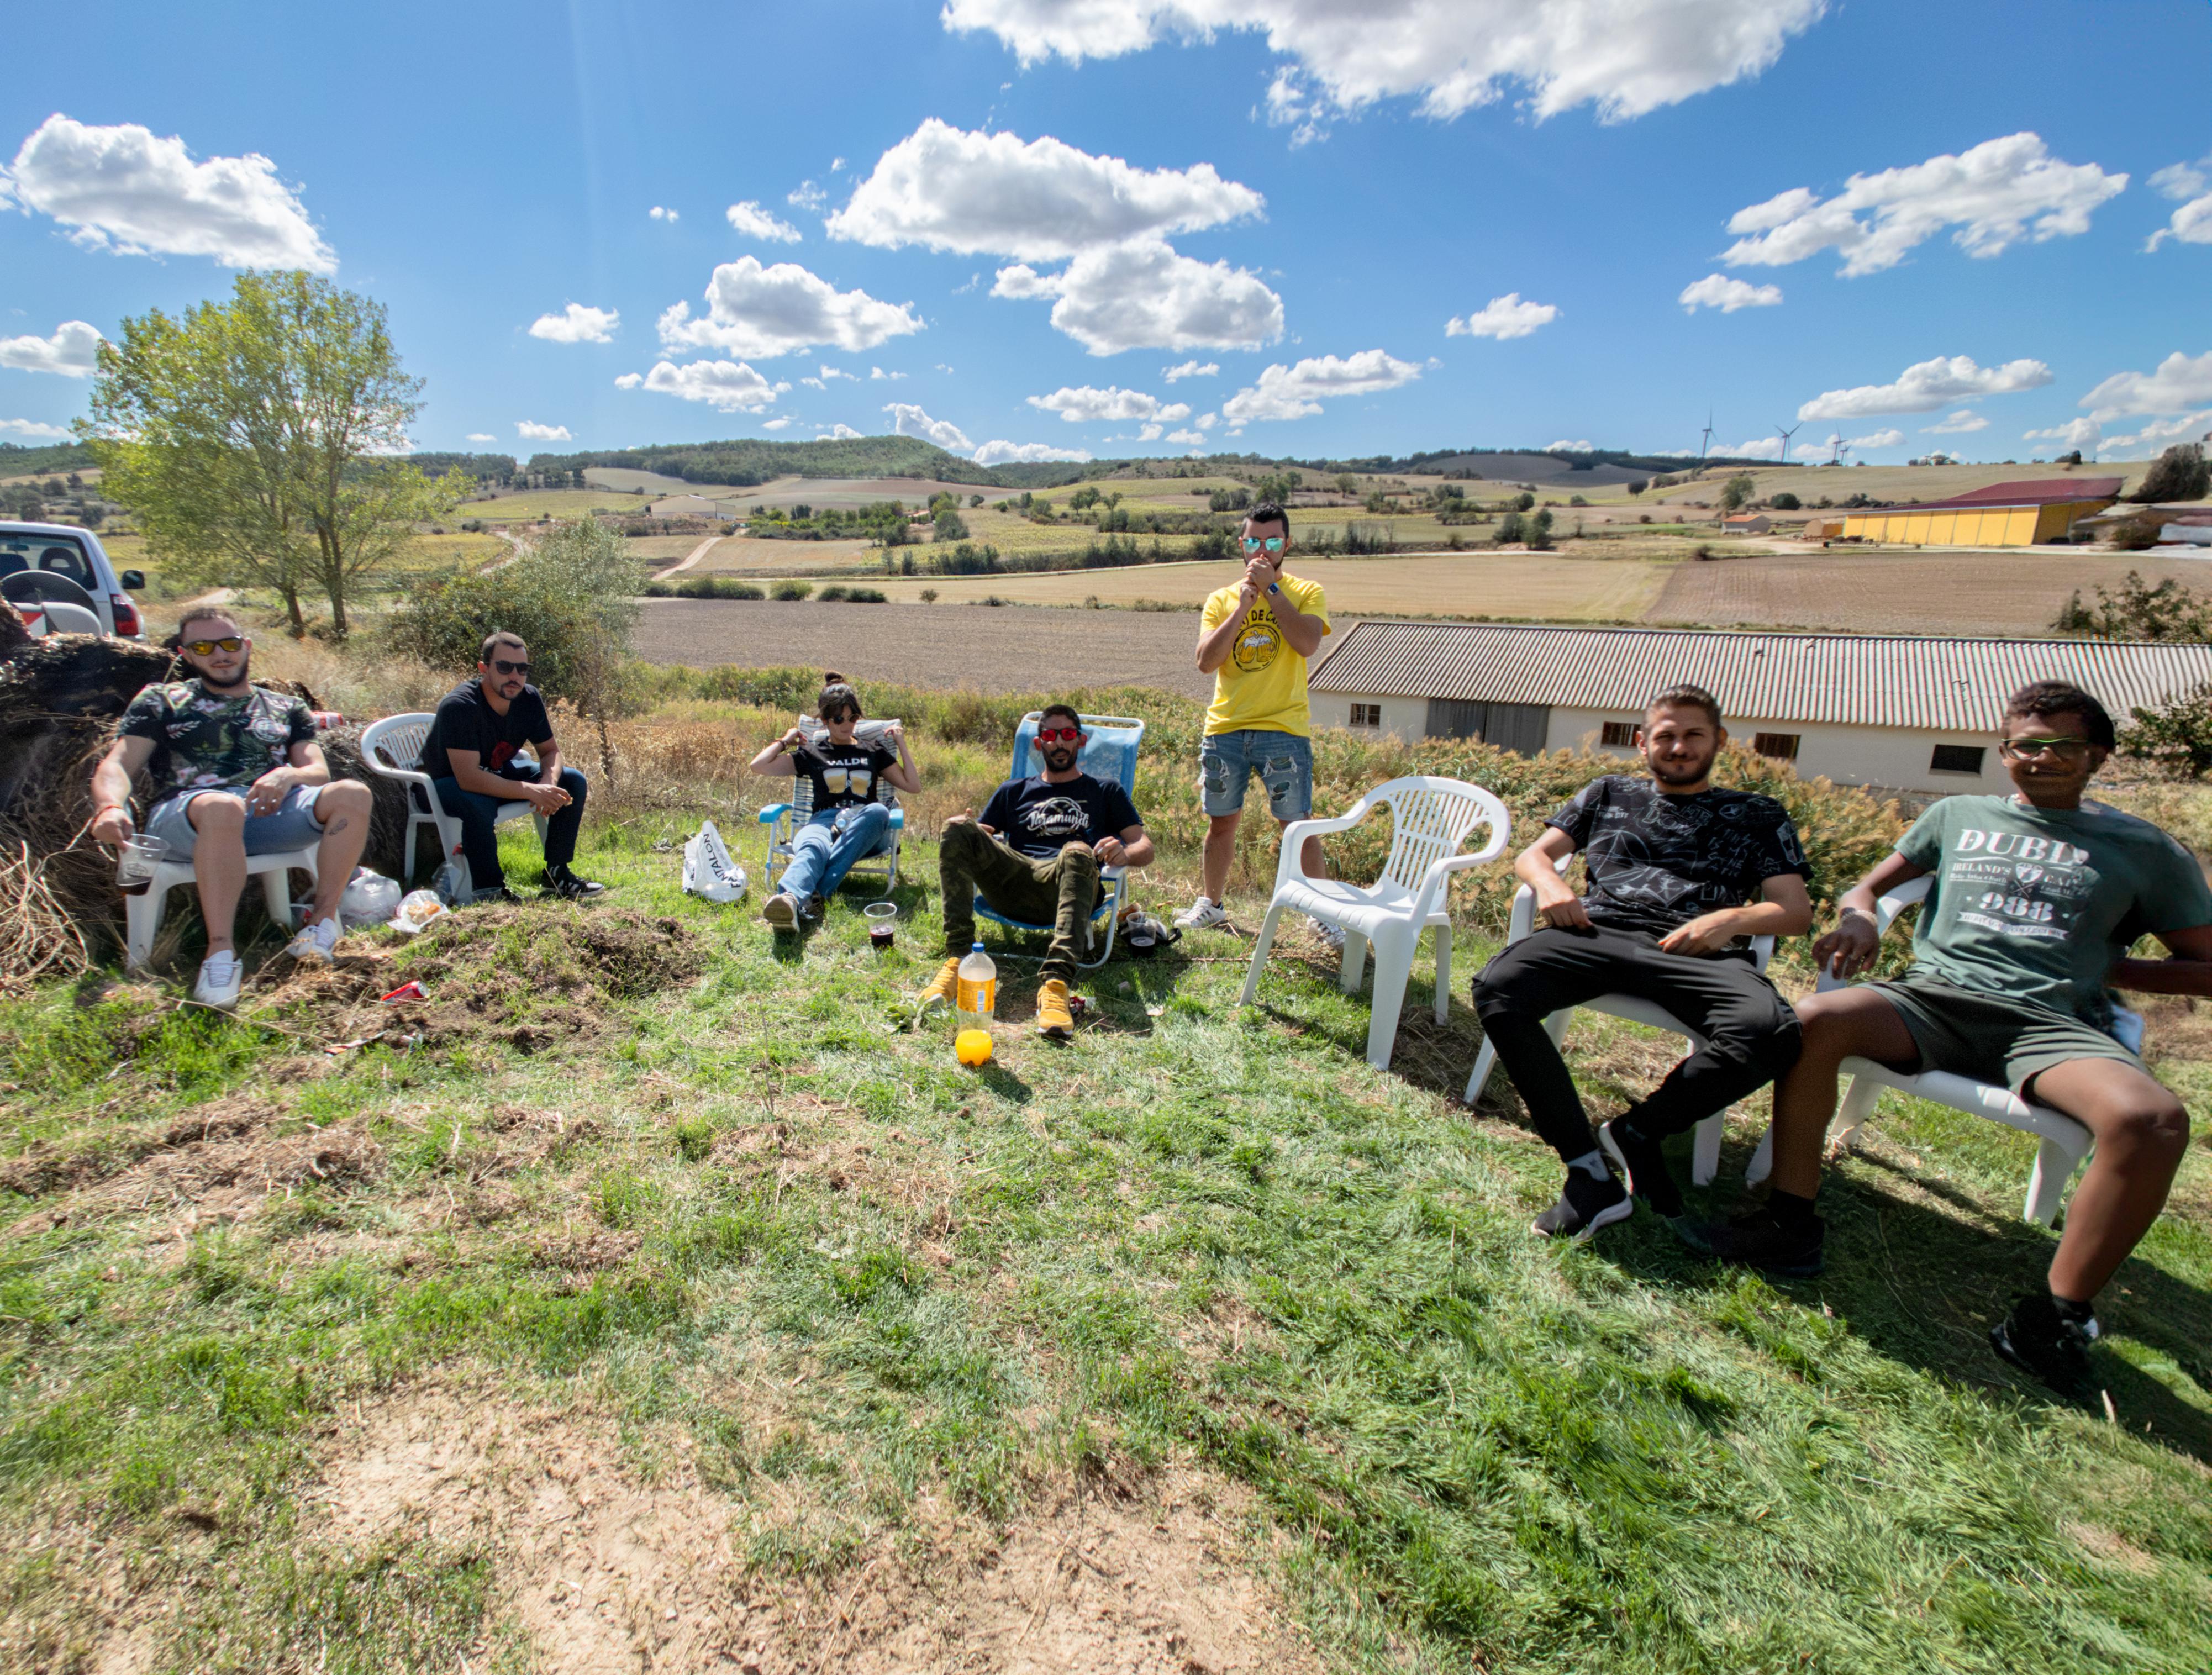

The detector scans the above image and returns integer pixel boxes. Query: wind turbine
[1775,422,1802,465]
[1827,431,1850,467]
[1698,411,1715,463]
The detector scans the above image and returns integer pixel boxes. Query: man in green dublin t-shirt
[1690,680,2212,1398]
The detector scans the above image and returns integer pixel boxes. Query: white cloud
[1163,427,1209,446]
[2147,195,2212,251]
[2103,411,2212,454]
[869,365,905,380]
[465,433,498,442]
[800,377,826,389]
[827,423,862,439]
[1716,436,1785,461]
[2145,158,2211,247]
[941,0,1825,124]
[831,157,847,173]
[726,200,803,243]
[1195,410,1217,429]
[0,114,335,271]
[657,256,925,359]
[828,119,1263,261]
[1722,133,2125,277]
[972,439,1093,465]
[1220,349,1419,424]
[1028,384,1190,424]
[1545,439,1593,452]
[1921,409,1989,435]
[620,359,780,412]
[515,420,572,441]
[1445,292,1557,340]
[0,417,71,440]
[1162,360,1218,381]
[761,417,794,430]
[650,205,678,222]
[1845,428,1905,449]
[993,238,1282,355]
[1797,355,2052,420]
[819,363,855,381]
[884,402,973,452]
[0,319,103,377]
[788,180,828,212]
[1678,273,1782,313]
[2024,418,2102,454]
[2080,351,2212,422]
[528,303,620,344]
[936,362,956,373]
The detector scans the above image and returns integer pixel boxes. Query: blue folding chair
[973,712,1145,969]
[755,718,905,899]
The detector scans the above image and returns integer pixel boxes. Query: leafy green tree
[2052,570,2212,641]
[1514,491,1536,512]
[1335,473,1357,496]
[1627,479,1648,497]
[2119,686,2212,778]
[2132,444,2210,504]
[934,510,971,541]
[1770,491,1801,510]
[1720,475,1756,512]
[84,272,465,636]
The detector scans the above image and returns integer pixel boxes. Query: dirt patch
[303,1385,1319,1674]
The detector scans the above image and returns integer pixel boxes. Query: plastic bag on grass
[340,868,404,929]
[682,820,749,903]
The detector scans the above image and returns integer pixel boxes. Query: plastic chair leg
[1830,1073,1882,1153]
[262,865,294,931]
[1465,1037,1497,1105]
[1363,928,1417,1071]
[124,877,170,970]
[2025,1135,2084,1227]
[1077,878,1122,970]
[1432,927,1451,1024]
[1238,900,1288,1005]
[1340,928,1367,993]
[1690,1110,1726,1187]
[1744,1122,1775,1186]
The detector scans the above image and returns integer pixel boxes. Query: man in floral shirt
[88,609,373,1005]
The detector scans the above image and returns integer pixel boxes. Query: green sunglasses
[1241,535,1286,554]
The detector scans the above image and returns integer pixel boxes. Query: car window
[0,534,93,589]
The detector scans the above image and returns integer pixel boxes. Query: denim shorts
[1199,729,1313,820]
[144,783,328,862]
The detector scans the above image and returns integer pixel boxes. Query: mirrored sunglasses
[1241,535,1287,554]
[182,636,245,656]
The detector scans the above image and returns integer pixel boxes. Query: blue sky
[3,0,2208,468]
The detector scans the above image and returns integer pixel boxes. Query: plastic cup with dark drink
[116,834,167,897]
[865,901,898,949]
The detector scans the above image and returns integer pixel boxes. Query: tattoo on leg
[326,818,351,836]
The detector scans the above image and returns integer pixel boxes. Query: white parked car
[0,520,146,639]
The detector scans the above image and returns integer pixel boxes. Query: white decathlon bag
[682,819,749,903]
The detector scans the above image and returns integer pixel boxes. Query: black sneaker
[471,884,524,906]
[542,864,605,899]
[1990,1292,2097,1399]
[1683,1203,1825,1276]
[1600,1114,1683,1220]
[1531,1166,1632,1241]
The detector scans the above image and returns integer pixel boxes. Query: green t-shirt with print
[1894,793,2212,1028]
[118,680,318,814]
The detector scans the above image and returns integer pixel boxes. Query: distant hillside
[525,434,1096,492]
[0,440,96,479]
[1318,446,1772,482]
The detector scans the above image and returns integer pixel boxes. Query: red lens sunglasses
[1036,726,1082,743]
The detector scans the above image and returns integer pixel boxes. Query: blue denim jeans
[778,803,892,903]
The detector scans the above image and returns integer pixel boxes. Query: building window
[1752,733,1800,761]
[1599,720,1636,747]
[1350,702,1382,728]
[1930,743,1986,775]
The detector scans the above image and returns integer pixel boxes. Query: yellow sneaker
[916,956,961,1012]
[1035,977,1075,1040]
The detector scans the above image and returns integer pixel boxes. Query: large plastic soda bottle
[956,941,997,1031]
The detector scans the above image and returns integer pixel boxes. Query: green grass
[3,775,2210,1669]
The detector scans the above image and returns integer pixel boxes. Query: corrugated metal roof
[1310,620,2212,732]
[1863,476,2123,514]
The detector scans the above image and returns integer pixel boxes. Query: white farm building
[1309,620,2212,796]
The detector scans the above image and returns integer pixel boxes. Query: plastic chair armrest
[757,803,792,824]
[1273,802,1381,893]
[1100,863,1128,880]
[1409,850,1495,923]
[887,807,905,829]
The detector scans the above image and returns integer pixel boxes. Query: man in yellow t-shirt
[1175,503,1335,940]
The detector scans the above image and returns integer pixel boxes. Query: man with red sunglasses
[921,702,1153,1037]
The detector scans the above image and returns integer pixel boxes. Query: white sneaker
[285,915,342,965]
[193,951,242,1008]
[1173,896,1229,931]
[1309,915,1346,950]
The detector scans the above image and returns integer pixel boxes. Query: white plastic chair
[125,846,318,971]
[360,712,545,894]
[1240,776,1511,1070]
[972,712,1145,968]
[755,718,905,899]
[1745,875,2094,1226]
[1463,854,1777,1188]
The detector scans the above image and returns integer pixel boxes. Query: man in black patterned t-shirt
[1472,684,1814,1240]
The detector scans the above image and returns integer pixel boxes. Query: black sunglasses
[491,659,531,676]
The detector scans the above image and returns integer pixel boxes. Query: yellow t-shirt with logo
[1200,575,1331,736]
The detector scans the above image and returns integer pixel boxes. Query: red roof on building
[1865,476,2123,514]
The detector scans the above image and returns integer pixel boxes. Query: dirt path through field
[657,534,725,576]
[634,599,1229,698]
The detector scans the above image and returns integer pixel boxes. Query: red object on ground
[380,979,426,1003]
[311,710,347,730]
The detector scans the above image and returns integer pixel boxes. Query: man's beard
[1042,747,1078,771]
[198,654,251,691]
[1649,752,1712,787]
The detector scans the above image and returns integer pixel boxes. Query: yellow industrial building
[1840,475,2121,547]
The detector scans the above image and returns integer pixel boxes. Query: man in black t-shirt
[418,631,602,900]
[748,679,920,928]
[1471,684,1813,1240]
[919,703,1154,1038]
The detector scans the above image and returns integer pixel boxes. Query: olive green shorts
[1866,976,2147,1094]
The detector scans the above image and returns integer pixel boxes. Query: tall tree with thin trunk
[83,272,466,636]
